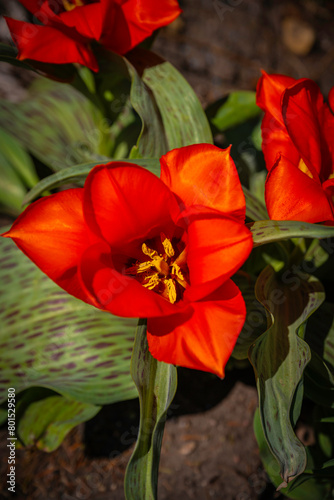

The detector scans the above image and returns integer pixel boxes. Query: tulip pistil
[125,234,188,304]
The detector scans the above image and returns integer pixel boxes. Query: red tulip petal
[19,0,45,14]
[2,189,98,303]
[147,279,246,378]
[265,155,334,223]
[83,162,180,249]
[260,109,299,171]
[256,71,297,125]
[59,3,103,41]
[101,0,181,54]
[25,1,59,26]
[160,144,246,222]
[281,80,327,179]
[329,87,334,114]
[182,210,252,300]
[322,178,334,215]
[79,240,181,317]
[5,17,98,71]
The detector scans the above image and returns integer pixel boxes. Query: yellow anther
[63,0,84,11]
[137,260,155,273]
[164,278,177,304]
[162,236,175,258]
[143,273,160,290]
[142,243,158,259]
[170,263,187,288]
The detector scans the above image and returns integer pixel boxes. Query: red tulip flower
[5,0,182,72]
[2,144,253,377]
[256,72,334,223]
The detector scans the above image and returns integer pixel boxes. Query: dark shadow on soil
[85,365,256,458]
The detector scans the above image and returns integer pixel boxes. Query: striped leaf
[125,321,177,500]
[0,235,137,405]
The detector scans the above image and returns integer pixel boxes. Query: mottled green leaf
[125,320,177,500]
[250,220,334,246]
[250,266,324,485]
[0,127,39,189]
[0,150,26,214]
[126,59,168,158]
[140,52,213,148]
[243,186,268,221]
[18,395,100,451]
[0,236,137,405]
[23,158,160,205]
[0,79,109,172]
[254,409,332,499]
[211,91,261,131]
[232,274,267,360]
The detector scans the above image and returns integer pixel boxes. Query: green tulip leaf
[253,409,332,499]
[126,59,168,158]
[0,127,39,189]
[0,79,110,172]
[243,186,268,221]
[127,49,212,159]
[232,273,267,360]
[139,52,213,148]
[23,158,160,205]
[249,220,334,246]
[0,150,27,214]
[18,395,100,452]
[124,320,177,500]
[0,236,137,406]
[210,91,261,131]
[250,266,325,486]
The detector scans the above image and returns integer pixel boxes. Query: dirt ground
[1,369,282,500]
[0,0,334,498]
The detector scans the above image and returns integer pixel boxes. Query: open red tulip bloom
[3,144,253,377]
[5,0,182,72]
[256,72,334,223]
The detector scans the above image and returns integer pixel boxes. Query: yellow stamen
[161,235,175,258]
[142,243,158,259]
[171,263,187,288]
[127,236,188,304]
[164,279,177,304]
[63,0,84,11]
[143,273,160,290]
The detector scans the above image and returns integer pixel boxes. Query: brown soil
[0,369,283,500]
[1,0,333,498]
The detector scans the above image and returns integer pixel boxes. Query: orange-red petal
[83,162,180,249]
[281,80,326,179]
[101,0,182,54]
[160,144,246,222]
[256,71,297,125]
[5,17,98,71]
[260,109,299,171]
[265,155,334,223]
[147,279,246,377]
[59,3,103,41]
[181,209,253,300]
[2,189,99,303]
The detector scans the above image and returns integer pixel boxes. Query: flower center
[125,234,188,304]
[62,0,84,11]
